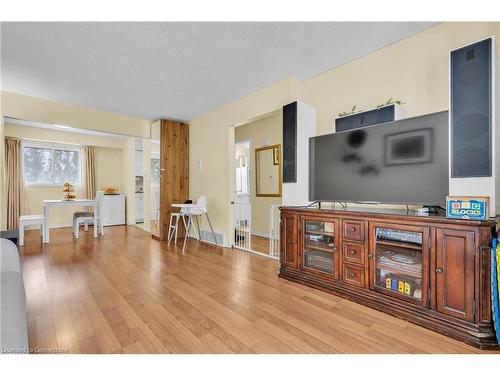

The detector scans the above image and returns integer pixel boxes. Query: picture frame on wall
[273,146,280,165]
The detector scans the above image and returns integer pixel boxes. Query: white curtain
[82,146,96,200]
[4,137,25,229]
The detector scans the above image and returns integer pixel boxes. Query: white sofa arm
[1,239,29,354]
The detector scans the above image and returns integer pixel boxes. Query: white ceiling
[1,22,437,121]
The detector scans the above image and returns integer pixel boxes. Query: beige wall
[4,123,125,227]
[1,91,150,138]
[235,111,282,237]
[189,22,500,247]
[95,147,125,192]
[1,91,153,230]
[189,77,299,246]
[302,22,500,136]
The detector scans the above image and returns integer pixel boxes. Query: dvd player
[376,228,422,245]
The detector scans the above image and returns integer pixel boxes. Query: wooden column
[159,119,189,241]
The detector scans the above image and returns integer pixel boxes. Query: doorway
[150,149,161,238]
[233,110,282,258]
[234,140,252,251]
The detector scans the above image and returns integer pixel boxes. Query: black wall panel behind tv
[283,101,297,183]
[451,38,492,178]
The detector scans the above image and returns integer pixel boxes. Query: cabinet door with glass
[368,222,430,307]
[300,216,340,280]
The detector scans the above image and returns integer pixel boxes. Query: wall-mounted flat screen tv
[309,111,449,205]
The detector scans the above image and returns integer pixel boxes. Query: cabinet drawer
[342,241,365,264]
[342,263,365,287]
[343,220,365,241]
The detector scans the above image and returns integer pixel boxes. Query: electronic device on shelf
[305,222,322,231]
[376,228,422,245]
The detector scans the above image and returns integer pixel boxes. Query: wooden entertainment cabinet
[279,206,498,349]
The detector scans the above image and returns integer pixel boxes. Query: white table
[171,203,195,209]
[42,199,96,243]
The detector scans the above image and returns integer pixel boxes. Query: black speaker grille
[451,38,492,178]
[335,105,395,132]
[283,102,297,183]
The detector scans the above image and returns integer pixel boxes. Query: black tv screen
[309,111,449,205]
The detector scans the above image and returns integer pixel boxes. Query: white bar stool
[19,214,46,246]
[183,196,218,250]
[167,206,190,244]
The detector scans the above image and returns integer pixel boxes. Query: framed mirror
[255,144,282,197]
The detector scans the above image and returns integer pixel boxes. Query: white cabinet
[101,194,126,226]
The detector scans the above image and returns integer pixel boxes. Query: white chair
[73,191,105,239]
[183,195,218,250]
[19,215,46,246]
[167,206,190,244]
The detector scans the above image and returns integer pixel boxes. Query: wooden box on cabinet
[278,206,497,349]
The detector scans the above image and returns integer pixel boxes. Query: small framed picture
[273,146,280,165]
[446,196,490,220]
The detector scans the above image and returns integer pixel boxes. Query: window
[151,157,160,186]
[23,142,81,186]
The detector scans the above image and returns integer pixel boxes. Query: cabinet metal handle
[351,227,356,231]
[351,272,356,277]
[350,250,356,255]
[367,254,374,259]
[436,268,444,273]
[292,240,297,244]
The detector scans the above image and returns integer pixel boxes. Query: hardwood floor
[19,226,496,354]
[249,235,270,256]
[234,234,278,257]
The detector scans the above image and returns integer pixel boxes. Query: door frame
[229,108,283,258]
[233,138,252,251]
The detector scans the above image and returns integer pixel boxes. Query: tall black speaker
[451,38,493,178]
[283,101,297,183]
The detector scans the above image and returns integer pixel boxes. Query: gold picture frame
[255,144,282,197]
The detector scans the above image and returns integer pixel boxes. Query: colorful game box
[446,196,489,220]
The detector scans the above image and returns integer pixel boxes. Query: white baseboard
[187,230,228,247]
